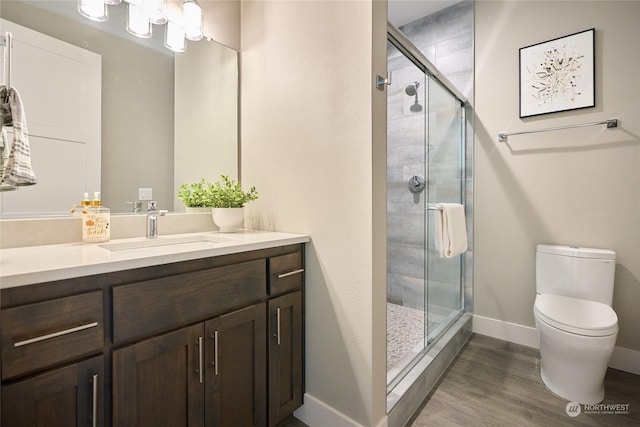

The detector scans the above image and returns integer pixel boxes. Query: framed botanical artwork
[519,28,595,118]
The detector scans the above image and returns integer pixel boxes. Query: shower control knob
[408,175,425,193]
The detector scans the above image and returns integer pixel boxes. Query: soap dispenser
[82,191,111,243]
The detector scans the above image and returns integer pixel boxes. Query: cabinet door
[205,303,267,427]
[112,324,205,427]
[268,292,303,427]
[1,355,104,427]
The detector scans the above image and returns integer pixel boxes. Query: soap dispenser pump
[82,191,111,243]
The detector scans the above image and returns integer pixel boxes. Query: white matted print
[520,29,595,118]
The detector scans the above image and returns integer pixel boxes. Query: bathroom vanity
[0,231,308,427]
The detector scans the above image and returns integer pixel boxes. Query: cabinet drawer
[1,291,104,380]
[113,259,267,345]
[269,251,304,296]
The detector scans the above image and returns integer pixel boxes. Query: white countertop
[0,230,310,289]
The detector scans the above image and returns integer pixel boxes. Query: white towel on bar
[434,203,467,258]
[0,85,36,186]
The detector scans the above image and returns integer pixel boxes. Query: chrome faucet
[146,201,168,239]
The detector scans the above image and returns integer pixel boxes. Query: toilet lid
[535,294,618,337]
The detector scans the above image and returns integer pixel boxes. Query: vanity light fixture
[143,0,168,25]
[77,0,206,52]
[182,0,203,41]
[126,3,153,38]
[78,0,108,22]
[164,21,187,52]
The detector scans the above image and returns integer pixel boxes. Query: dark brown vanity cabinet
[2,356,104,427]
[1,290,105,426]
[267,251,304,427]
[0,243,304,427]
[113,304,267,427]
[268,292,303,427]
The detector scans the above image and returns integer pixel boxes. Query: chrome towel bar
[498,118,618,143]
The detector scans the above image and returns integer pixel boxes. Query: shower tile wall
[387,0,473,310]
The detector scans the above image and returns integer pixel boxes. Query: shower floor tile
[387,302,443,372]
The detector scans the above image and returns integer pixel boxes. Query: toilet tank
[536,244,616,305]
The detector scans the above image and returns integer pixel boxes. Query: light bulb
[183,0,203,41]
[143,0,168,25]
[78,0,108,22]
[126,3,152,39]
[164,21,186,53]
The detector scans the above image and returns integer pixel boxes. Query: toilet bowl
[534,294,618,404]
[534,244,618,404]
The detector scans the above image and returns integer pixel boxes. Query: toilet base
[536,316,616,405]
[540,366,604,405]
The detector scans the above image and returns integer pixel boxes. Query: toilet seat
[534,294,618,337]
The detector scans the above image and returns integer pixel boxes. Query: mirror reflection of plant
[210,175,258,208]
[178,179,214,207]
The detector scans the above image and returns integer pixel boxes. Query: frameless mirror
[0,0,238,217]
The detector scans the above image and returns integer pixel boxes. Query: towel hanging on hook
[0,31,36,186]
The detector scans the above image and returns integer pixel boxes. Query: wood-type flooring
[278,334,640,426]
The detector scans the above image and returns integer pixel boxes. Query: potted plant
[178,179,214,212]
[210,174,258,232]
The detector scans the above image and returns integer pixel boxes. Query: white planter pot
[212,207,244,233]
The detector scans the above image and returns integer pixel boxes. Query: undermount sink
[99,235,228,251]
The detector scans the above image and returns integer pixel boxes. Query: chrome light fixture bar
[77,0,204,52]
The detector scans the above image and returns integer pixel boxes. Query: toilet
[534,244,618,404]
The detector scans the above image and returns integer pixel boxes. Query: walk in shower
[385,21,473,424]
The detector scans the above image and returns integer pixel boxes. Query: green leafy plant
[210,174,258,208]
[177,179,214,208]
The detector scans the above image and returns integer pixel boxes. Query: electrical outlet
[139,188,153,200]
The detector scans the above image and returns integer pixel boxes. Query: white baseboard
[294,393,389,427]
[294,393,364,427]
[609,345,640,375]
[472,314,539,348]
[472,314,640,375]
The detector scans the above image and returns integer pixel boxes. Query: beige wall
[174,39,238,210]
[241,1,387,425]
[201,0,241,51]
[475,1,640,350]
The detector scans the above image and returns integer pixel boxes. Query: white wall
[475,1,640,352]
[241,1,387,425]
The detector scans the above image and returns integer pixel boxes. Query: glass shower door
[425,77,465,343]
[386,40,427,384]
[386,37,466,390]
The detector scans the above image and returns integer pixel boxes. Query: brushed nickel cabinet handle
[14,322,99,348]
[276,307,281,345]
[92,374,98,427]
[213,330,219,376]
[197,336,203,384]
[277,268,304,279]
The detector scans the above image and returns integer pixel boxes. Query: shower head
[404,81,420,96]
[406,81,422,113]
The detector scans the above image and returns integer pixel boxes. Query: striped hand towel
[0,85,36,186]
